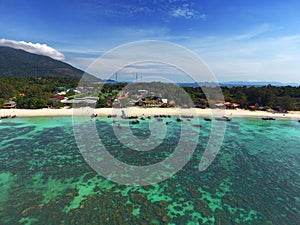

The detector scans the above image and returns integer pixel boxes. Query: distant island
[178,81,300,88]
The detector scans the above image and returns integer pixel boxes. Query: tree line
[0,77,300,111]
[0,76,78,109]
[97,83,300,111]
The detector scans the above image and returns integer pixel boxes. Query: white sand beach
[1,107,300,120]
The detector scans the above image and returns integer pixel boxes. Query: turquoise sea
[0,116,299,224]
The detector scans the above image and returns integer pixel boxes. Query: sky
[0,0,300,83]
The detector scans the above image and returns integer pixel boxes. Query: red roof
[50,96,65,101]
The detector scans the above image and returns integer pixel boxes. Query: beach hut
[160,99,168,107]
[225,102,240,109]
[3,101,17,108]
[248,105,257,111]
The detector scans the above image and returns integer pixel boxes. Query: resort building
[3,101,17,108]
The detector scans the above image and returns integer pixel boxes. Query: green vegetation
[0,46,83,78]
[0,76,79,109]
[220,85,300,110]
[185,85,300,111]
[0,46,100,81]
[97,82,194,108]
[1,78,300,111]
[0,98,5,108]
[2,45,297,111]
[96,82,300,111]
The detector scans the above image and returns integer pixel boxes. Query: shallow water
[0,116,299,224]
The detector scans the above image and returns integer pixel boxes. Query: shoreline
[1,107,300,120]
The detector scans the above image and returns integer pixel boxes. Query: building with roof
[3,101,17,108]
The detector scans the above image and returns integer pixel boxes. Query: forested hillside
[0,46,95,79]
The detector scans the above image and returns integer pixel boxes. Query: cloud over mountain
[0,38,64,60]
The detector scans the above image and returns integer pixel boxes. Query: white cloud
[170,4,206,20]
[231,24,273,41]
[281,35,300,42]
[171,8,193,18]
[0,38,64,60]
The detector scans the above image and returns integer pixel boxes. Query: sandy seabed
[1,107,300,120]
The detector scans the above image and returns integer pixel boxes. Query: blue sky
[0,0,300,82]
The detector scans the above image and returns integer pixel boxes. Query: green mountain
[0,46,98,80]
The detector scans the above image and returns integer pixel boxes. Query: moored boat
[1,115,10,119]
[176,117,183,122]
[262,117,275,120]
[130,119,140,124]
[157,117,163,122]
[128,116,138,119]
[192,124,202,127]
[0,115,17,119]
[90,113,97,119]
[215,116,231,121]
[182,115,194,118]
